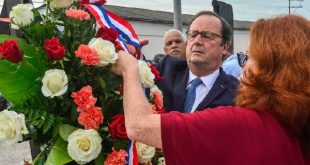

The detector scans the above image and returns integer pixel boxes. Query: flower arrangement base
[0,1,165,164]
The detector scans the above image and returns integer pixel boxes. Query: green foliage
[112,139,129,151]
[94,154,105,165]
[0,35,46,105]
[12,106,63,134]
[59,124,78,141]
[22,22,59,46]
[44,137,73,165]
[33,147,49,165]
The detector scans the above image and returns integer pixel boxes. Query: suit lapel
[173,69,189,112]
[196,69,227,110]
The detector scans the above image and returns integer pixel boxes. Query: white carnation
[138,61,155,88]
[136,142,156,164]
[50,0,73,9]
[67,129,102,165]
[88,38,118,67]
[0,110,29,146]
[41,69,68,98]
[9,3,34,27]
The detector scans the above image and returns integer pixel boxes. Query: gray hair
[163,29,186,42]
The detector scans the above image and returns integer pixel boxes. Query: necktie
[183,78,203,113]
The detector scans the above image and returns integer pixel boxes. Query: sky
[0,0,309,21]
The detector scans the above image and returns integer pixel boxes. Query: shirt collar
[188,69,220,89]
[224,53,237,62]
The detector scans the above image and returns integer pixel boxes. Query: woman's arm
[113,51,162,148]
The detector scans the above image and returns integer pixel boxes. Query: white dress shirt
[186,69,220,113]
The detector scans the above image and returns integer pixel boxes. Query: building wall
[130,20,249,60]
[233,30,249,54]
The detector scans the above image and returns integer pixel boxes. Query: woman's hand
[112,51,139,76]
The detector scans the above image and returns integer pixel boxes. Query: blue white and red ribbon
[126,140,138,165]
[84,4,142,59]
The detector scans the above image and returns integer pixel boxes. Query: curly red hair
[236,15,310,155]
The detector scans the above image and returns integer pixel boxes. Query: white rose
[138,61,155,88]
[136,142,156,164]
[41,69,68,98]
[67,129,102,165]
[50,0,73,9]
[157,157,166,165]
[88,38,118,67]
[0,110,29,146]
[9,3,34,27]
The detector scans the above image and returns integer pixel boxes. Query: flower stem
[59,60,65,70]
[44,1,49,23]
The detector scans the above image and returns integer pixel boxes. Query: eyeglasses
[237,52,248,67]
[186,30,222,41]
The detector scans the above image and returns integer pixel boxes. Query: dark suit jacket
[156,55,239,112]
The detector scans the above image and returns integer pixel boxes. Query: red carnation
[104,148,128,165]
[0,40,23,63]
[148,64,164,81]
[71,85,97,112]
[108,114,128,139]
[151,91,167,114]
[153,91,163,110]
[75,44,100,65]
[44,37,65,60]
[78,106,103,130]
[96,27,119,43]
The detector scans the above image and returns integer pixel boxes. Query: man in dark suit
[156,11,239,113]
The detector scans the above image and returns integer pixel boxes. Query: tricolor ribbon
[126,141,138,165]
[84,4,142,59]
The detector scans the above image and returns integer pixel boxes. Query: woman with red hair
[113,14,310,164]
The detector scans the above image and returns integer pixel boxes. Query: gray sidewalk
[0,141,32,165]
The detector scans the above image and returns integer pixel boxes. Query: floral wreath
[0,0,165,164]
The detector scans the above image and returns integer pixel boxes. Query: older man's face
[164,32,186,58]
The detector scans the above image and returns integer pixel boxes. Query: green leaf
[95,153,105,165]
[23,23,59,45]
[44,137,73,165]
[112,139,129,151]
[97,77,106,89]
[0,35,46,105]
[59,124,78,141]
[43,114,54,134]
[33,149,47,165]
